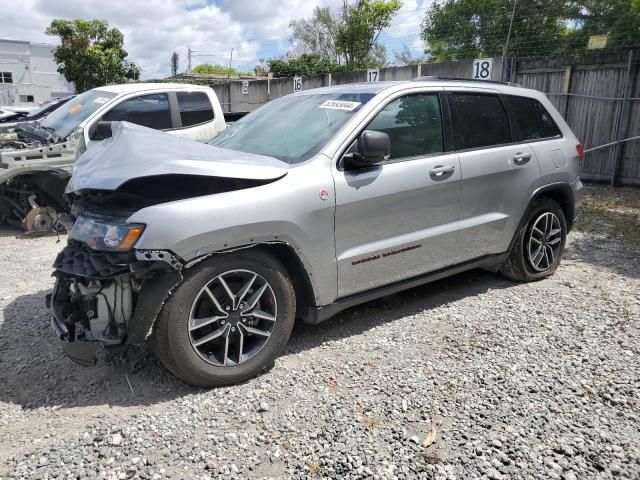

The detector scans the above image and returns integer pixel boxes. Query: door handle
[429,165,455,177]
[513,152,532,165]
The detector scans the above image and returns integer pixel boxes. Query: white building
[0,38,75,107]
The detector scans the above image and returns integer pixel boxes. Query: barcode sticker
[319,100,361,111]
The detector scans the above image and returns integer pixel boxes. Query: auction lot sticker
[319,100,361,111]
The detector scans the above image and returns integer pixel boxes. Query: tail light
[576,144,584,162]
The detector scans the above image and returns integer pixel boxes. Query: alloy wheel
[527,212,562,272]
[188,269,277,367]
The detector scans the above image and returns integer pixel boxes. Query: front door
[333,92,461,298]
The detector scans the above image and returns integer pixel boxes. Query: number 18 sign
[472,58,493,80]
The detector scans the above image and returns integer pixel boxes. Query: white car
[0,107,36,121]
[0,83,227,231]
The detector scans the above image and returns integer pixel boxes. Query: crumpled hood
[66,122,289,193]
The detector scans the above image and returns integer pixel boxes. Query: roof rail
[412,75,521,87]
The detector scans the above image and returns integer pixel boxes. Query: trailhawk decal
[351,244,422,266]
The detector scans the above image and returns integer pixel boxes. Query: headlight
[69,216,145,251]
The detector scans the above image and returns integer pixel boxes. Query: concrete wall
[0,39,74,107]
[213,57,505,113]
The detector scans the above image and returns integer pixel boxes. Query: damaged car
[0,96,75,126]
[0,83,226,232]
[51,79,583,386]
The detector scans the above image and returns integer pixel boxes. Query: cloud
[0,0,425,79]
[386,0,430,39]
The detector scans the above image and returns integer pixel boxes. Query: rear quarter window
[503,95,562,141]
[176,91,214,127]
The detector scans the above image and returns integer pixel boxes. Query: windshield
[42,90,116,138]
[209,92,375,163]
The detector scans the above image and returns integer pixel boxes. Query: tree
[192,63,240,77]
[336,0,401,69]
[393,44,428,65]
[283,0,400,72]
[420,0,640,62]
[290,7,340,60]
[46,19,139,92]
[171,51,179,77]
[368,43,389,68]
[570,0,640,51]
[254,59,269,76]
[267,54,343,77]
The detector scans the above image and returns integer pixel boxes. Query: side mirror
[90,121,113,141]
[352,130,390,166]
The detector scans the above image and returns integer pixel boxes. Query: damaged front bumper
[48,241,183,366]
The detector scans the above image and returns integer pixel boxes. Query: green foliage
[45,19,139,92]
[420,0,640,61]
[571,0,640,51]
[192,63,240,77]
[336,0,402,69]
[267,54,343,77]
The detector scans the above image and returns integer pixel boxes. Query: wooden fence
[512,52,639,186]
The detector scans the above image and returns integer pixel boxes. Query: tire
[500,197,567,282]
[153,249,296,387]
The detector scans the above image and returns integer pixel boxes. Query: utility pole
[187,45,192,75]
[502,0,517,81]
[228,48,234,81]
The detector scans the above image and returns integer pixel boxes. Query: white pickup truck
[0,83,227,232]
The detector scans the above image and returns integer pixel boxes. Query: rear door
[333,91,462,297]
[170,90,219,142]
[446,90,540,259]
[501,95,566,178]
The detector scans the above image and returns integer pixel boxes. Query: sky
[0,0,429,79]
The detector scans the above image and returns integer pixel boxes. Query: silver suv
[50,79,584,386]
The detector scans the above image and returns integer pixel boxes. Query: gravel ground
[0,185,638,480]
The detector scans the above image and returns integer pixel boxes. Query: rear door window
[449,93,511,149]
[503,95,562,141]
[176,91,214,127]
[103,93,172,130]
[366,93,444,160]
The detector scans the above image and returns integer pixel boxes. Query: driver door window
[366,93,444,160]
[103,93,172,130]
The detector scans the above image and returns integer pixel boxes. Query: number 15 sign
[472,58,493,80]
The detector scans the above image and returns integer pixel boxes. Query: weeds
[575,185,640,247]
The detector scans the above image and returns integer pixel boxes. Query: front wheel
[500,197,567,282]
[153,250,296,387]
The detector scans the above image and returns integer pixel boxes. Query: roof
[299,79,535,97]
[298,82,398,95]
[0,38,56,48]
[95,83,211,94]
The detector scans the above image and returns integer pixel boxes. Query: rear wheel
[500,197,567,282]
[153,250,296,387]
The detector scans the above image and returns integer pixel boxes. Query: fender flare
[506,182,575,255]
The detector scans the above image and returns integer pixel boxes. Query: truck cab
[0,83,226,231]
